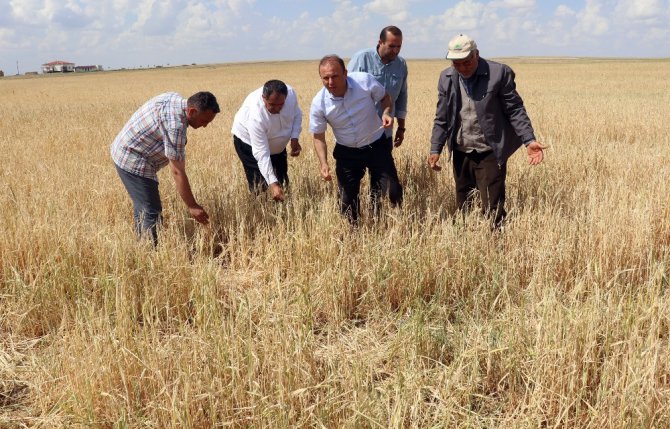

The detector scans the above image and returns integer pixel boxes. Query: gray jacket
[430,58,535,164]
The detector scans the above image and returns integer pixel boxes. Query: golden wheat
[1,58,669,428]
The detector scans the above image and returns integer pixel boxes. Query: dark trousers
[379,135,403,207]
[233,135,288,192]
[452,149,507,227]
[115,164,162,245]
[333,135,397,224]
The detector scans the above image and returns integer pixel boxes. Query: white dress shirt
[309,72,386,148]
[232,85,302,185]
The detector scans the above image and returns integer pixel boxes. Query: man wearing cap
[232,79,302,202]
[428,34,545,227]
[348,25,407,209]
[310,54,394,225]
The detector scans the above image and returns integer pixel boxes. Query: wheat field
[1,58,669,428]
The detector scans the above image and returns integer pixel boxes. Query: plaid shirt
[111,93,188,181]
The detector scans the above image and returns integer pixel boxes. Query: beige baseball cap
[446,34,477,60]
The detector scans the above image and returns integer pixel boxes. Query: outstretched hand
[527,141,548,165]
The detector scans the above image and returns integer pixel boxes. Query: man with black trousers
[348,25,408,208]
[310,55,394,225]
[428,34,545,228]
[232,79,302,201]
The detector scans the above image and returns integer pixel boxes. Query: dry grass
[1,58,669,428]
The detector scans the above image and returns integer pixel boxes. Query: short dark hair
[262,80,288,99]
[379,26,402,42]
[187,91,220,113]
[318,55,346,73]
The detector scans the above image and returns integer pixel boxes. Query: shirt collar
[374,47,383,63]
[474,58,488,77]
[374,46,397,66]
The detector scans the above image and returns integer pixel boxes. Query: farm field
[1,58,670,427]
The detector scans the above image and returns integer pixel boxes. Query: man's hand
[320,163,332,181]
[527,141,547,165]
[393,128,405,147]
[313,132,331,182]
[188,204,209,225]
[270,183,285,201]
[381,112,394,129]
[427,153,442,171]
[289,138,302,157]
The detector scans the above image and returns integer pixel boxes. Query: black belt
[337,134,387,150]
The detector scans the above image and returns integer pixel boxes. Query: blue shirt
[309,72,386,148]
[348,47,408,125]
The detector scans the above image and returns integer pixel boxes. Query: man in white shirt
[232,80,302,201]
[310,55,394,224]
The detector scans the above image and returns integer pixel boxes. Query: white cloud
[2,0,670,73]
[218,0,255,15]
[0,28,16,50]
[10,0,52,25]
[364,0,409,22]
[406,0,543,51]
[494,0,535,9]
[615,0,663,21]
[575,0,609,36]
[433,0,488,32]
[261,0,373,57]
[555,5,575,17]
[180,3,213,34]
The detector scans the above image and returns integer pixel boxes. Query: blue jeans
[115,164,162,245]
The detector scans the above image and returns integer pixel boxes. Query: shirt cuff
[521,134,536,145]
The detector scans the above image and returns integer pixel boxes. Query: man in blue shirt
[310,55,394,224]
[348,25,407,208]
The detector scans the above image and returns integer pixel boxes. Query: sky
[1,0,669,74]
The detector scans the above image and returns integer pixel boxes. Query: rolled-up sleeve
[369,76,386,103]
[395,65,408,119]
[309,94,327,134]
[162,124,186,160]
[160,102,187,160]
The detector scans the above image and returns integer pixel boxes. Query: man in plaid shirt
[111,91,220,245]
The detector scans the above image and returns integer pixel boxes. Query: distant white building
[74,65,103,72]
[42,61,75,73]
